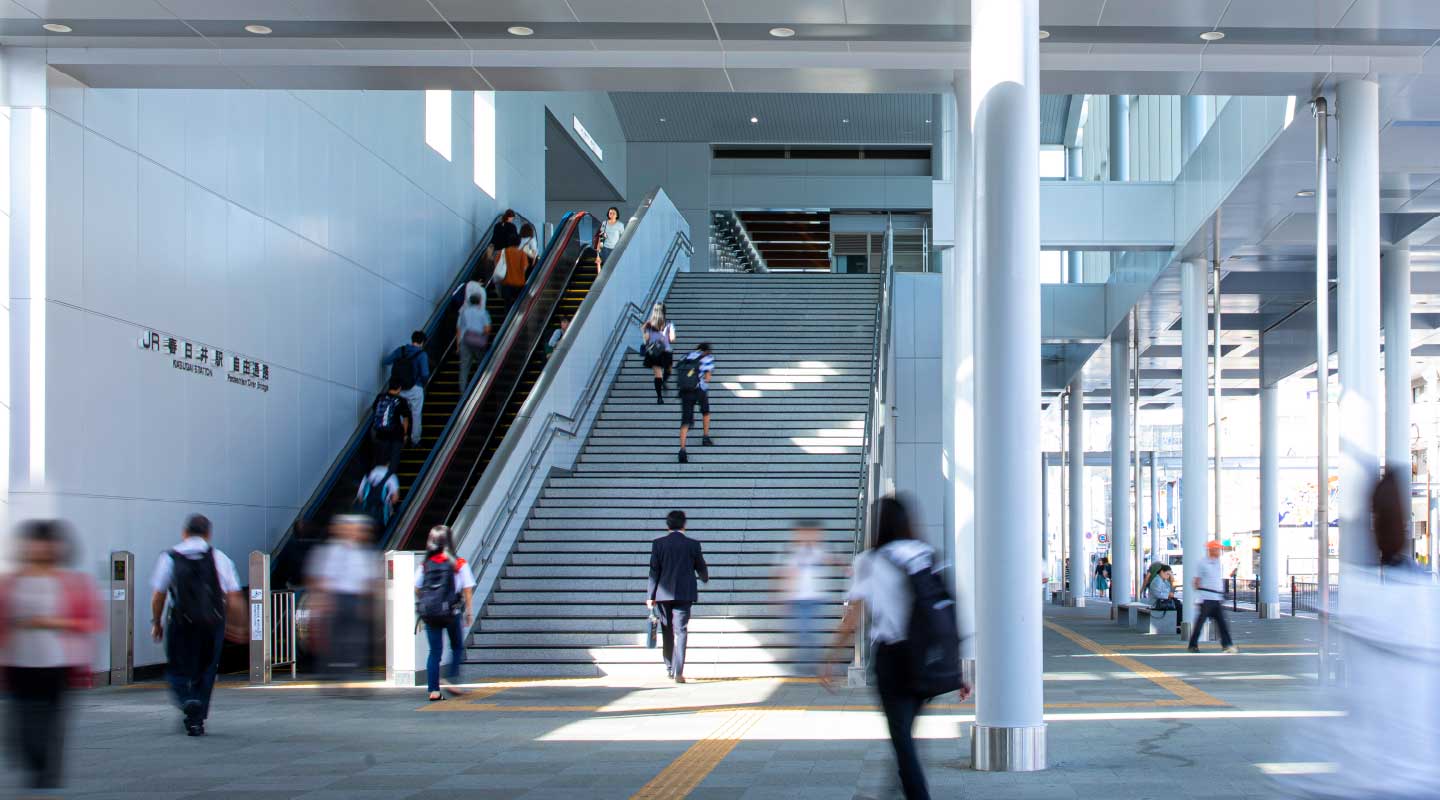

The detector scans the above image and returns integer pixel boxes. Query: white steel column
[1259,354,1281,618]
[1383,247,1412,486]
[971,0,1045,771]
[1109,95,1130,181]
[1181,258,1210,635]
[1181,95,1206,162]
[1067,379,1085,608]
[1110,317,1133,609]
[1149,454,1159,562]
[1337,79,1383,578]
[1066,147,1082,283]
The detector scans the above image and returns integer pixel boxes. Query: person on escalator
[356,464,401,527]
[496,223,538,309]
[369,380,412,472]
[382,331,429,447]
[641,303,676,404]
[456,286,493,389]
[485,209,519,275]
[599,206,625,266]
[546,316,570,358]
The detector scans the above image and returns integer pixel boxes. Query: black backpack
[417,558,459,625]
[356,471,392,524]
[883,549,963,699]
[390,349,419,389]
[371,395,405,438]
[675,352,705,394]
[167,550,225,630]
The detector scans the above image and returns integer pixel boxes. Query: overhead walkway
[270,211,597,586]
[466,272,883,678]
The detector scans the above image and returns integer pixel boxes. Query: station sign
[138,329,272,393]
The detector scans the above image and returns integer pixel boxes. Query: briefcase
[646,608,659,649]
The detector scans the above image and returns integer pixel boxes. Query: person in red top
[414,526,475,701]
[0,519,102,791]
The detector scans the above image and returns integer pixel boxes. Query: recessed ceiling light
[42,23,72,33]
[924,119,931,124]
[1297,190,1315,197]
[1039,29,1051,40]
[659,117,667,123]
[243,24,272,35]
[1200,30,1225,41]
[749,116,759,124]
[841,118,849,123]
[769,26,796,38]
[507,25,534,36]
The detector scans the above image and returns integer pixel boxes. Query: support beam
[971,0,1045,771]
[1181,258,1209,636]
[1066,147,1082,283]
[1259,346,1281,619]
[1384,246,1412,490]
[1337,79,1383,581]
[1181,94,1205,162]
[1149,453,1159,563]
[1068,378,1086,609]
[1110,317,1133,609]
[1109,95,1130,182]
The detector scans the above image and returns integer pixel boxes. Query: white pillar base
[972,724,1047,772]
[1258,602,1282,620]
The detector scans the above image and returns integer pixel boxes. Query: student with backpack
[356,463,400,526]
[382,331,429,446]
[415,526,475,701]
[675,342,714,464]
[369,379,412,472]
[456,285,493,389]
[820,496,968,800]
[641,304,676,404]
[148,514,243,736]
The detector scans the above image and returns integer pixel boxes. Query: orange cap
[1205,540,1222,553]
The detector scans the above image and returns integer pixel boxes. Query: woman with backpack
[641,303,676,404]
[456,284,492,389]
[414,526,475,701]
[820,495,968,800]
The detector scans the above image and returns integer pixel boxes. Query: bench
[1121,601,1180,635]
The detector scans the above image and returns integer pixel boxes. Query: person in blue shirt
[382,331,430,446]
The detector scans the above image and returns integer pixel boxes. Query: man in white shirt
[1187,539,1238,653]
[305,515,381,682]
[149,514,243,735]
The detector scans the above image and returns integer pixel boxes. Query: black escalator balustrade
[392,215,602,550]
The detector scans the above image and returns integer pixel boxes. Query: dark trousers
[875,642,930,800]
[6,666,68,789]
[324,593,369,678]
[166,622,225,721]
[424,614,465,693]
[656,601,692,678]
[500,284,524,308]
[1188,598,1234,649]
[371,434,403,472]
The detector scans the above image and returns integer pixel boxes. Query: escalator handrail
[385,211,592,550]
[375,212,577,545]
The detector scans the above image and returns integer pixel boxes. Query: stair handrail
[384,211,591,551]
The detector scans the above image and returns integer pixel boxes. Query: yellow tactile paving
[629,710,765,799]
[1044,620,1228,707]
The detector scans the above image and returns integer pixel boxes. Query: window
[474,91,496,198]
[424,89,452,161]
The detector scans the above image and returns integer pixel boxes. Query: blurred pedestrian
[0,520,101,791]
[368,379,411,472]
[383,331,429,446]
[676,342,714,463]
[416,526,474,701]
[305,515,381,686]
[485,209,519,271]
[149,514,243,736]
[356,463,400,526]
[647,510,709,683]
[1187,540,1237,654]
[457,284,492,389]
[642,303,676,404]
[599,206,625,266]
[820,496,967,800]
[781,519,839,666]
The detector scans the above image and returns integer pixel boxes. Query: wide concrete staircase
[467,272,883,677]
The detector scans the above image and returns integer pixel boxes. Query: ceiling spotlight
[924,119,931,124]
[1200,30,1225,41]
[749,116,759,124]
[1296,190,1315,197]
[243,24,272,35]
[1039,29,1051,40]
[769,26,796,38]
[507,25,534,36]
[841,118,849,123]
[42,22,72,33]
[659,117,667,123]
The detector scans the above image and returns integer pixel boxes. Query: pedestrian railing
[1290,577,1339,617]
[1222,578,1260,613]
[271,590,299,680]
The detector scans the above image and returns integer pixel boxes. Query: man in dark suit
[647,510,709,683]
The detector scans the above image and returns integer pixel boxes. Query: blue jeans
[790,599,823,655]
[425,614,465,693]
[600,246,614,266]
[166,622,225,720]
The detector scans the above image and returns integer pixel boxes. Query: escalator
[268,211,565,588]
[388,212,601,550]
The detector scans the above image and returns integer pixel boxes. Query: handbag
[645,608,659,649]
[462,328,489,349]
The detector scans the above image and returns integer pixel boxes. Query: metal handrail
[385,212,592,550]
[270,590,298,679]
[456,227,692,584]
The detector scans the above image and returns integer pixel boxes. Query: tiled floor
[4,604,1336,799]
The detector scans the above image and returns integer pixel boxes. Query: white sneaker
[1223,645,1240,654]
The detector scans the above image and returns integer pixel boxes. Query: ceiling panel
[841,0,968,26]
[10,0,170,18]
[1039,0,1106,27]
[704,0,848,24]
[1097,0,1228,28]
[1219,0,1354,29]
[611,91,935,143]
[1339,0,1440,30]
[429,0,577,23]
[565,0,708,24]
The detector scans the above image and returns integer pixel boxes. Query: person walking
[1095,556,1111,597]
[382,331,429,446]
[304,515,381,684]
[149,514,243,736]
[781,519,840,665]
[675,342,714,463]
[368,379,412,472]
[820,496,968,800]
[646,510,709,683]
[456,284,492,389]
[641,303,676,404]
[0,519,102,791]
[599,206,625,266]
[1187,540,1238,653]
[415,526,474,701]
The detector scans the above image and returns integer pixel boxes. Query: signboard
[138,329,271,393]
[572,115,604,161]
[250,603,264,641]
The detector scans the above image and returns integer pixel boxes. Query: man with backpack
[646,510,709,683]
[148,514,242,736]
[356,463,401,526]
[820,496,967,800]
[382,331,429,446]
[675,343,715,464]
[369,379,412,472]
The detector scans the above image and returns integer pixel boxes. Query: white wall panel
[892,273,944,543]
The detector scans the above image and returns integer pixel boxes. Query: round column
[1181,258,1210,635]
[1068,378,1086,608]
[1110,319,1133,609]
[1259,369,1281,618]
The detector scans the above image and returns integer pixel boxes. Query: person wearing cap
[1187,539,1238,654]
[149,514,242,735]
[305,515,381,686]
